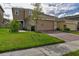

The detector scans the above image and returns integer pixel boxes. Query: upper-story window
[15,9,19,15]
[28,10,32,15]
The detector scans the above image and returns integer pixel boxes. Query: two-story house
[12,7,65,32]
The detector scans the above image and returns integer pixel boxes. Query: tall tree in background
[32,3,42,31]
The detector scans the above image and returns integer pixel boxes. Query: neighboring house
[12,7,65,32]
[0,5,4,27]
[2,18,10,27]
[60,15,79,31]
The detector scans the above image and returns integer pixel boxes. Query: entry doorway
[77,22,79,31]
[19,21,24,30]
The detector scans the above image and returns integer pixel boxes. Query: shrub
[9,20,20,32]
[63,28,70,32]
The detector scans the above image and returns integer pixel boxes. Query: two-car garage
[36,20,54,31]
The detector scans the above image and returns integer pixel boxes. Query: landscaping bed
[0,29,64,53]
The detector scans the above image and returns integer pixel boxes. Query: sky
[1,3,79,20]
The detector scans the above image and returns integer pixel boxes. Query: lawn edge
[0,40,65,54]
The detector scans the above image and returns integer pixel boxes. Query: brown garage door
[36,20,54,31]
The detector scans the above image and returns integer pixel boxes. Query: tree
[9,20,20,32]
[32,3,42,31]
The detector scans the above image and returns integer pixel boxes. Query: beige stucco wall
[26,19,36,31]
[65,20,78,30]
[53,21,57,30]
[57,21,65,30]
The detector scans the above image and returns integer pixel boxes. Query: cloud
[45,3,79,17]
[1,3,79,19]
[58,13,66,18]
[11,3,33,9]
[1,3,33,19]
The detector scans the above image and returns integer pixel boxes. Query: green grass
[0,29,64,53]
[71,31,79,35]
[64,50,79,56]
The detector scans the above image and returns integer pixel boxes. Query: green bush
[9,20,20,32]
[63,28,70,32]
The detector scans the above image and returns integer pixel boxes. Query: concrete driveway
[48,32,79,42]
[0,32,79,56]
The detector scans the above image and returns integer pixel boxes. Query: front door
[19,21,23,30]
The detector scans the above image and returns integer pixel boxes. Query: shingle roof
[59,15,79,20]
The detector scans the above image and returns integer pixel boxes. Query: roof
[40,13,58,19]
[0,5,4,12]
[12,7,32,10]
[60,15,79,20]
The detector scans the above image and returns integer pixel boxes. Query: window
[28,10,32,15]
[15,9,19,15]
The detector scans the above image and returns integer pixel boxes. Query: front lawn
[71,31,79,35]
[64,50,79,56]
[0,29,64,53]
